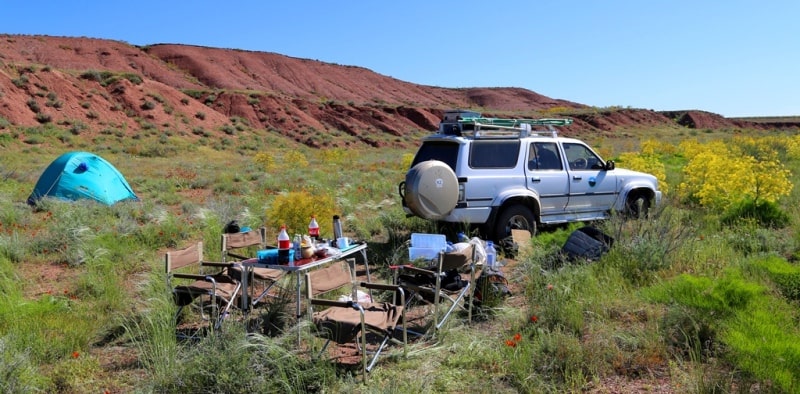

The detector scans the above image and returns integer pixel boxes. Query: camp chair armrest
[225,252,251,261]
[171,273,207,281]
[400,265,435,276]
[201,261,235,269]
[360,282,401,292]
[310,298,357,309]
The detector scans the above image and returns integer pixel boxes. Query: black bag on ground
[498,236,519,259]
[473,266,511,306]
[223,220,240,234]
[560,226,614,262]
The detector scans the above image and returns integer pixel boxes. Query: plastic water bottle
[485,241,497,267]
[293,234,302,255]
[308,215,320,241]
[457,232,469,243]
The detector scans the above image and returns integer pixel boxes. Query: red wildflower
[530,315,538,323]
[72,351,79,358]
[505,340,517,347]
[513,333,522,342]
[546,283,554,290]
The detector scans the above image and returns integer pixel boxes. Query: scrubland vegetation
[1,122,800,393]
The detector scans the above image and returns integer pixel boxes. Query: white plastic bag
[302,235,316,252]
[469,237,487,266]
[337,290,373,304]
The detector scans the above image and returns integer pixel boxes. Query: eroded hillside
[0,34,796,148]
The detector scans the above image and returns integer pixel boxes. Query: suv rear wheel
[493,204,536,240]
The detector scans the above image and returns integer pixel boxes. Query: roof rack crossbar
[458,117,573,127]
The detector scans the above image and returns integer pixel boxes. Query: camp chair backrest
[306,259,355,298]
[165,241,203,273]
[222,227,266,255]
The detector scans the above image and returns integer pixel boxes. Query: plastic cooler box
[257,249,295,265]
[408,233,447,260]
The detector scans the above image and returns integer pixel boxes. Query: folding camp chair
[394,244,476,333]
[165,241,243,338]
[222,227,285,307]
[305,259,408,380]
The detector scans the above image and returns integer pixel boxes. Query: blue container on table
[258,248,294,265]
[257,249,278,264]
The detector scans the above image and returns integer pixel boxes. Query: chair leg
[251,280,281,306]
[365,334,393,373]
[435,283,471,331]
[213,283,242,330]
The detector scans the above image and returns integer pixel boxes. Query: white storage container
[409,247,442,261]
[410,233,446,249]
[409,233,447,261]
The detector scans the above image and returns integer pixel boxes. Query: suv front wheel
[625,191,652,219]
[493,204,536,240]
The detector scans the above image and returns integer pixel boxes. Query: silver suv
[400,110,662,240]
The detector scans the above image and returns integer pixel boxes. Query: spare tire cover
[404,160,459,220]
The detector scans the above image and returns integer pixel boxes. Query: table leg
[296,272,302,345]
[240,265,250,313]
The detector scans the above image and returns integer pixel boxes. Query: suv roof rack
[460,117,573,128]
[438,110,573,138]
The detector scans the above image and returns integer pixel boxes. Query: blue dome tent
[27,151,139,206]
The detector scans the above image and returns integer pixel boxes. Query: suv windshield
[413,141,459,170]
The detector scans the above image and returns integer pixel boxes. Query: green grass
[0,124,799,392]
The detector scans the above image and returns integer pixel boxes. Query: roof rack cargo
[438,110,573,138]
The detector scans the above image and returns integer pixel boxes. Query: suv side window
[469,140,519,169]
[413,141,459,170]
[563,142,603,170]
[528,142,562,171]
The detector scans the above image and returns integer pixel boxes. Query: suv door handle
[572,175,582,180]
[531,177,541,183]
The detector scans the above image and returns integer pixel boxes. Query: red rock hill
[0,34,794,148]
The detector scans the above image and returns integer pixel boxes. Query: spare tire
[403,160,459,220]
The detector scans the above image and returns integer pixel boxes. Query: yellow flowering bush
[400,153,414,171]
[617,151,669,194]
[254,150,308,171]
[787,134,800,160]
[267,189,336,239]
[254,152,276,172]
[318,148,348,165]
[284,150,309,168]
[677,138,792,211]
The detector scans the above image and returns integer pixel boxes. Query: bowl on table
[300,245,315,259]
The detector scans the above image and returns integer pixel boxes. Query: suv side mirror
[604,160,615,171]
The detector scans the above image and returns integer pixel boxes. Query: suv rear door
[465,140,522,211]
[525,142,569,217]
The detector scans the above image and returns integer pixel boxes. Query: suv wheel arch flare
[403,160,459,220]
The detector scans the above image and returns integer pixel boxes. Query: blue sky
[4,1,798,117]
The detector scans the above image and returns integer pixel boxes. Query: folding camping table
[240,242,370,318]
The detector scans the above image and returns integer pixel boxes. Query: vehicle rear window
[412,141,459,170]
[469,140,520,169]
